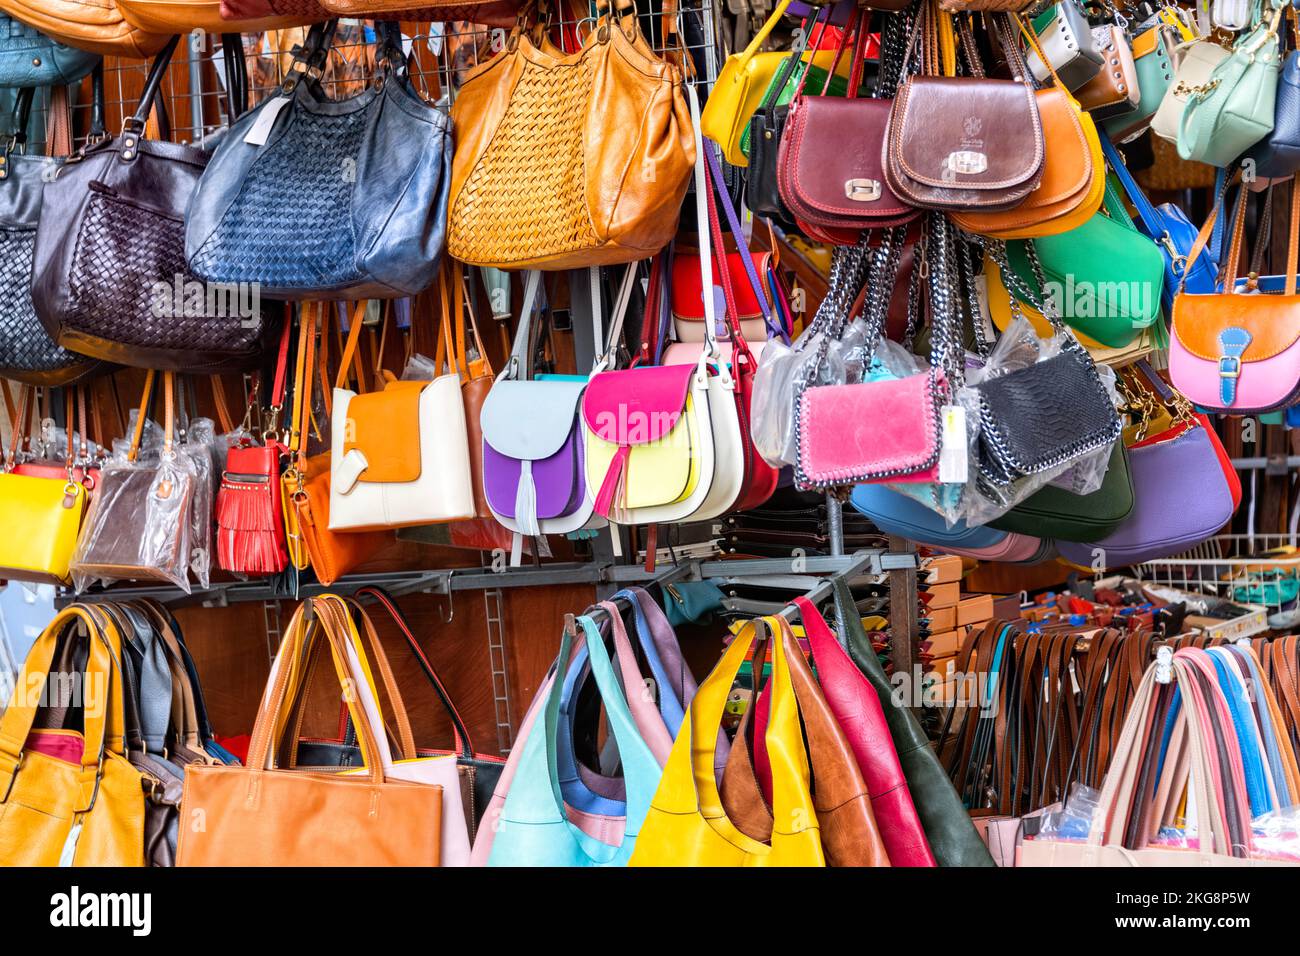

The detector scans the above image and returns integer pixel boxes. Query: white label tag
[244,94,292,147]
[939,404,968,484]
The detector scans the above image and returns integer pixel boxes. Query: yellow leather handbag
[0,0,171,59]
[703,0,853,167]
[630,616,825,866]
[0,606,145,867]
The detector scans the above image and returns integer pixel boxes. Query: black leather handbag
[0,82,104,386]
[31,36,270,371]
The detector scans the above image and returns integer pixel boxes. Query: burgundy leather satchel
[778,9,919,236]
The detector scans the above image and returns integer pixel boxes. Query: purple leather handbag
[1057,422,1234,569]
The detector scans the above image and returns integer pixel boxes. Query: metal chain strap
[877,7,913,98]
[798,239,875,392]
[957,230,991,358]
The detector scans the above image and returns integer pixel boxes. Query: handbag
[118,0,312,29]
[187,21,451,300]
[989,440,1133,541]
[70,371,198,591]
[1104,17,1180,142]
[0,12,97,87]
[995,180,1164,349]
[1178,7,1284,167]
[0,84,103,386]
[481,270,604,561]
[489,613,659,866]
[580,91,742,526]
[177,597,443,867]
[778,9,919,239]
[950,14,1104,239]
[1170,175,1300,413]
[328,296,475,531]
[631,615,825,866]
[0,605,147,866]
[1025,2,1104,91]
[1076,25,1140,120]
[0,0,169,59]
[33,39,269,372]
[1244,9,1300,177]
[723,616,891,867]
[885,1,1045,212]
[1099,132,1219,314]
[448,0,693,269]
[1151,36,1231,143]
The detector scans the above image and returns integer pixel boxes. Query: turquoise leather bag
[488,615,659,867]
[1178,6,1285,167]
[0,14,97,89]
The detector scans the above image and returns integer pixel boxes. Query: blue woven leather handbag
[186,20,451,300]
[0,14,98,89]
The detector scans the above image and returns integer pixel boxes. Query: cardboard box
[923,581,960,609]
[926,627,965,658]
[922,553,963,585]
[957,594,994,627]
[924,604,956,632]
[929,653,957,681]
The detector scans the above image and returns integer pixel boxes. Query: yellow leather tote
[0,606,145,866]
[0,0,171,59]
[630,615,825,866]
[448,0,694,269]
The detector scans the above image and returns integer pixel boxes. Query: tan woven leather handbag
[448,0,695,269]
[0,0,170,59]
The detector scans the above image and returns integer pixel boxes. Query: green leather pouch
[990,441,1134,542]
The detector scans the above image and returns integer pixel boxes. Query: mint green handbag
[1178,5,1285,167]
[1105,21,1178,143]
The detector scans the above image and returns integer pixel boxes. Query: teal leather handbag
[488,614,659,867]
[1104,19,1177,143]
[1178,6,1284,167]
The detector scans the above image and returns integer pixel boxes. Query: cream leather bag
[580,86,743,526]
[1151,38,1231,142]
[329,303,475,531]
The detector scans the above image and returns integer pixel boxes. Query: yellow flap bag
[630,615,825,866]
[0,606,145,867]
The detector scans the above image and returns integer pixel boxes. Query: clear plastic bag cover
[182,419,216,590]
[70,453,197,594]
[401,352,440,382]
[752,328,837,468]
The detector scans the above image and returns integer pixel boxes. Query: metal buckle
[1219,355,1241,378]
[844,178,881,202]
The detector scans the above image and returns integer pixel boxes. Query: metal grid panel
[12,3,716,153]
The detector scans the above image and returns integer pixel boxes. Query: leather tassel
[514,460,540,537]
[216,477,287,575]
[593,445,631,519]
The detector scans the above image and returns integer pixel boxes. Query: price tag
[244,95,291,146]
[938,404,968,484]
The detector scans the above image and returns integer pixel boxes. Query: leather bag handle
[127,35,182,136]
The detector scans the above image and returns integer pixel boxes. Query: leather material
[489,615,659,866]
[0,472,86,584]
[1000,183,1164,348]
[850,481,1009,549]
[738,58,851,160]
[294,452,389,586]
[221,0,519,25]
[33,42,268,372]
[778,96,919,231]
[952,87,1103,239]
[1058,422,1235,568]
[448,16,692,269]
[990,439,1135,542]
[746,102,797,227]
[0,0,170,59]
[216,443,288,575]
[316,0,520,24]
[1245,49,1300,177]
[1026,2,1104,91]
[0,606,145,866]
[1104,23,1176,142]
[630,617,825,867]
[672,250,767,342]
[797,370,943,487]
[829,578,994,867]
[177,598,443,867]
[886,76,1044,211]
[1171,293,1300,413]
[1177,16,1281,167]
[0,13,97,86]
[1076,26,1139,119]
[790,596,934,865]
[1151,39,1230,143]
[187,29,452,300]
[118,0,310,30]
[329,376,476,530]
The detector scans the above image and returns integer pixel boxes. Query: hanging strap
[333,302,372,392]
[502,270,545,381]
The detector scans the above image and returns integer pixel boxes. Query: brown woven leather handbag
[448,0,695,269]
[0,0,170,59]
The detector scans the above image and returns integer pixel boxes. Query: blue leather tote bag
[0,14,97,89]
[186,20,451,300]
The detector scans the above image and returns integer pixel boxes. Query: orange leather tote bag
[0,0,170,59]
[176,597,443,867]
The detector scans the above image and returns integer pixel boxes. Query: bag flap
[893,77,1042,191]
[582,364,695,447]
[798,373,941,482]
[672,250,763,321]
[785,97,912,218]
[1026,88,1093,208]
[342,380,425,483]
[1172,293,1300,362]
[481,378,586,460]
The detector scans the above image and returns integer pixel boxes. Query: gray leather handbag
[185,20,452,300]
[0,81,104,386]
